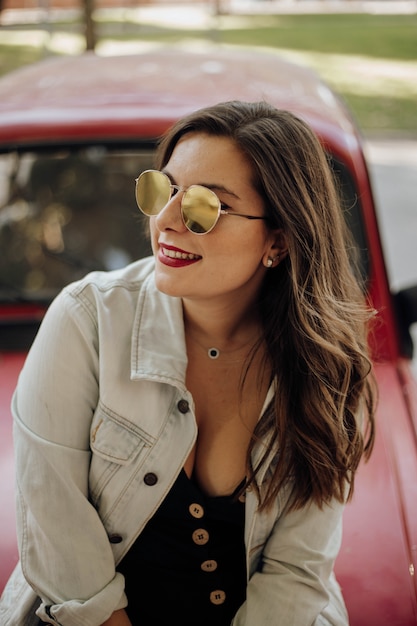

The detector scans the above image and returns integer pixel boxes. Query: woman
[0,101,375,626]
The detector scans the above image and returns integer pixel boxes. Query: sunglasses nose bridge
[154,185,188,233]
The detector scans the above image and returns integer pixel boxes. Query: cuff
[35,573,127,626]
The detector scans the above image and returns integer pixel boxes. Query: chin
[154,271,185,298]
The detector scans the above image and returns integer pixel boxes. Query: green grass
[216,14,417,60]
[339,92,417,132]
[0,45,47,76]
[91,13,417,60]
[1,12,416,133]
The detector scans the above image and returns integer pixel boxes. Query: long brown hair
[156,100,376,511]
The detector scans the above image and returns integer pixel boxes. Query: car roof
[0,47,358,153]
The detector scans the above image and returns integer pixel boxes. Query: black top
[117,469,247,626]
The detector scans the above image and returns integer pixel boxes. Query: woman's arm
[14,287,127,625]
[233,494,348,625]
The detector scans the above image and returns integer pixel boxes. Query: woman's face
[150,132,281,306]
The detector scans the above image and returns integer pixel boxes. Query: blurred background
[1,0,416,359]
[1,0,416,133]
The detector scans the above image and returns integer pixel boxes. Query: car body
[0,47,417,624]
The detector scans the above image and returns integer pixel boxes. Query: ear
[263,229,288,268]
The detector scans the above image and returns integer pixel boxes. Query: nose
[154,191,186,233]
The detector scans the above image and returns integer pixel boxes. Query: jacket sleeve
[232,494,349,626]
[13,287,127,626]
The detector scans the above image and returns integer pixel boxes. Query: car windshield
[0,144,369,304]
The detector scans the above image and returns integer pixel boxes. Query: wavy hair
[156,100,376,511]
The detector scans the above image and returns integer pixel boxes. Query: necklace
[189,333,260,361]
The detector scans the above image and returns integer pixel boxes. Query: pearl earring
[266,254,281,268]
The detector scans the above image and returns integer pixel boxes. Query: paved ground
[366,138,417,291]
[2,0,417,24]
[227,0,417,14]
[366,138,417,370]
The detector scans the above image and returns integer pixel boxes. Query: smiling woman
[0,100,376,626]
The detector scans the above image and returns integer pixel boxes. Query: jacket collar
[130,271,188,389]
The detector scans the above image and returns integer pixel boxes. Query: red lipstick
[158,244,201,268]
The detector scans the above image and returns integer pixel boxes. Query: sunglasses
[135,169,267,235]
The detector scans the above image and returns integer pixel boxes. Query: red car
[0,48,416,624]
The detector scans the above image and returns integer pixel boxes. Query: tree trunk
[84,0,96,51]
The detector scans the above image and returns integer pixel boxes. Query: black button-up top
[118,468,246,626]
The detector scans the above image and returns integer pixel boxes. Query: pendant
[208,347,220,359]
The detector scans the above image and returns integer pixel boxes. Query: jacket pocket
[89,404,154,506]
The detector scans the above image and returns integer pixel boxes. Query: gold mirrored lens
[136,170,171,216]
[181,186,220,234]
[135,171,221,234]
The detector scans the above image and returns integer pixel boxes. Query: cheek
[207,231,268,274]
[214,228,270,258]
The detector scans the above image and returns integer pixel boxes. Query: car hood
[337,360,417,623]
[0,352,26,587]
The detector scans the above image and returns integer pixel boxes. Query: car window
[330,156,370,290]
[0,146,154,303]
[0,145,369,305]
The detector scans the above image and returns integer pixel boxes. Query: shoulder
[43,256,156,330]
[60,256,156,312]
[66,256,156,298]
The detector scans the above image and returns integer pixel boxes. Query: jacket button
[108,534,123,544]
[144,472,158,486]
[177,399,190,414]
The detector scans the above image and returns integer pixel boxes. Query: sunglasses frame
[135,169,267,235]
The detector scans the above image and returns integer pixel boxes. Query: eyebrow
[162,169,241,200]
[207,184,241,200]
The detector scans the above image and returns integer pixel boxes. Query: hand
[100,608,133,626]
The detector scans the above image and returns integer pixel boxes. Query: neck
[182,297,262,356]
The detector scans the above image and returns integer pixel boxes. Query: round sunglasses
[135,169,267,235]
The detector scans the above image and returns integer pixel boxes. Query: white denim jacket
[0,257,348,626]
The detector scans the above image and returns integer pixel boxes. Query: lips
[158,244,202,267]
